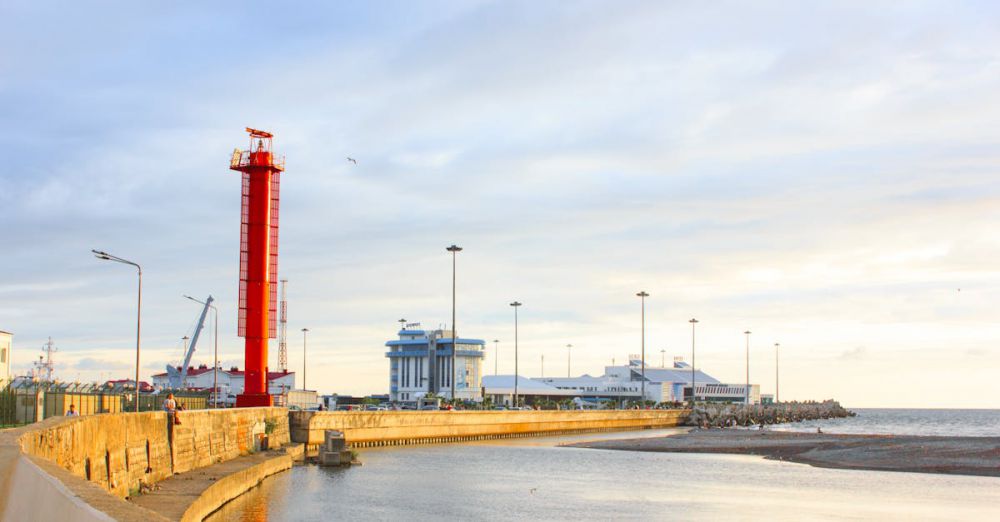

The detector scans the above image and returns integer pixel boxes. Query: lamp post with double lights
[301,328,309,390]
[92,249,142,413]
[689,318,699,404]
[775,342,780,403]
[446,245,462,402]
[744,330,752,405]
[510,301,522,407]
[184,295,218,408]
[636,291,649,405]
[493,339,499,375]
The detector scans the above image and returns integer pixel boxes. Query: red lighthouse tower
[231,128,284,407]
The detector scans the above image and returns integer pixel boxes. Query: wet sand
[567,430,1000,477]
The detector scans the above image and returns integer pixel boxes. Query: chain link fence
[0,380,209,428]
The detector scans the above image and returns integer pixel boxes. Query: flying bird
[347,157,358,165]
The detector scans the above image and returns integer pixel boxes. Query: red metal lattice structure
[231,127,284,407]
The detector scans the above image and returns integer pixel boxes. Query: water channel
[208,427,1000,521]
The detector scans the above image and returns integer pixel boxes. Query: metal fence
[0,380,210,428]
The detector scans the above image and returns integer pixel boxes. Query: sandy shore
[567,430,1000,477]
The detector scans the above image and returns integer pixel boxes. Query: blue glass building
[385,323,485,403]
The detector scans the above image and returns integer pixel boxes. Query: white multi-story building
[385,322,485,402]
[484,357,761,405]
[0,330,11,385]
[151,364,295,397]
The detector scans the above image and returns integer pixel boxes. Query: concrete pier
[291,409,690,450]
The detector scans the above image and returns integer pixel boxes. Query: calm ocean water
[208,412,1000,522]
[770,408,1000,437]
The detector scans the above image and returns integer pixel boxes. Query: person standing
[66,404,79,416]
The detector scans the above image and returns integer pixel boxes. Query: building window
[0,348,5,363]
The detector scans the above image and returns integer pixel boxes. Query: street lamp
[660,348,665,368]
[689,318,698,404]
[493,339,500,375]
[636,291,649,405]
[510,301,522,407]
[301,328,309,390]
[446,244,462,402]
[92,249,142,413]
[184,295,218,408]
[566,344,572,378]
[744,330,752,405]
[775,342,780,403]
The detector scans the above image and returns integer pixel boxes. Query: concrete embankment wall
[291,409,689,448]
[0,407,289,520]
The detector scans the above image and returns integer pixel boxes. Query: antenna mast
[278,279,288,372]
[37,337,58,381]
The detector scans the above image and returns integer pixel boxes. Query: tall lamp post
[510,301,522,407]
[301,328,309,390]
[636,291,649,404]
[185,295,218,408]
[744,330,752,405]
[566,344,572,377]
[493,339,499,375]
[775,342,780,403]
[660,349,665,368]
[92,250,142,413]
[446,245,462,402]
[689,318,698,404]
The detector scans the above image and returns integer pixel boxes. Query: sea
[208,409,1000,522]
[769,408,1000,437]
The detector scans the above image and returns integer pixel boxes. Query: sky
[2,1,998,408]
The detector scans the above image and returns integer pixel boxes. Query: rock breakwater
[687,400,854,428]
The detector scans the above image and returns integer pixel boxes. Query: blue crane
[166,295,214,388]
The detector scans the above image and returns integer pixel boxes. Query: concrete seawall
[291,409,690,449]
[0,407,289,520]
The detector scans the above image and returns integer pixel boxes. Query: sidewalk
[130,445,301,522]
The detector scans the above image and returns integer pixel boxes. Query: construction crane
[166,295,214,388]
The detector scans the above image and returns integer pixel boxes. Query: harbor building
[385,322,485,402]
[151,365,295,398]
[0,330,11,385]
[484,356,760,405]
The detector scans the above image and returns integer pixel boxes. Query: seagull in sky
[347,157,358,165]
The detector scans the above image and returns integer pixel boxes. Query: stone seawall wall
[291,409,689,448]
[5,407,288,500]
[169,408,290,475]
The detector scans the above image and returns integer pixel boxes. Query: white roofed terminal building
[484,356,760,406]
[151,364,295,398]
[385,322,485,403]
